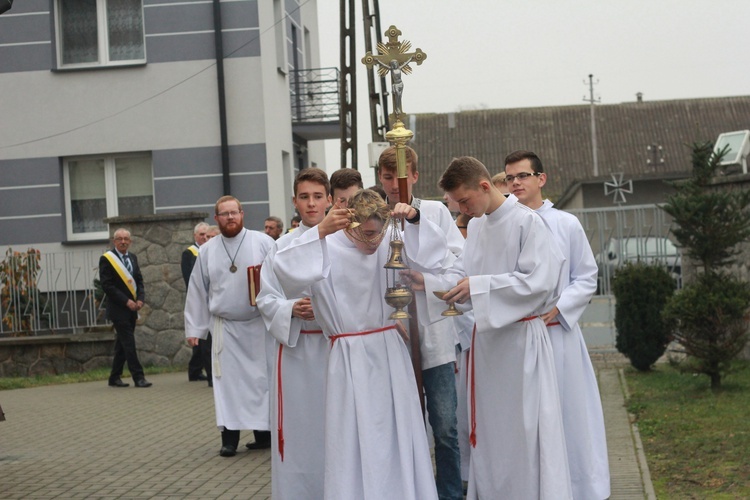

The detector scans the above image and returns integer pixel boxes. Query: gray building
[407,95,750,208]
[0,0,337,256]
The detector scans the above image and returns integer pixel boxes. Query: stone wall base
[0,330,194,377]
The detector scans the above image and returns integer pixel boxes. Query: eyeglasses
[504,172,541,183]
[216,210,242,218]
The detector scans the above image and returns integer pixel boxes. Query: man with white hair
[100,228,151,388]
[182,222,211,384]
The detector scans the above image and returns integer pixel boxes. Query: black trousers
[201,333,213,379]
[109,315,145,382]
[188,333,213,378]
[188,344,204,378]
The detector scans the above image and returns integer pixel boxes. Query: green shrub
[661,141,750,390]
[663,272,750,388]
[613,262,676,371]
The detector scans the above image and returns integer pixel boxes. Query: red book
[247,264,262,306]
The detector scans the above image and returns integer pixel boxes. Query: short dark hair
[378,145,418,174]
[367,184,387,201]
[439,156,491,192]
[330,168,363,194]
[504,150,544,173]
[294,167,330,196]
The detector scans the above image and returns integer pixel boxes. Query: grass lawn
[0,365,183,391]
[625,360,750,499]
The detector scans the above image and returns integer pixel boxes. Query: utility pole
[339,0,357,168]
[583,74,600,177]
[361,0,388,143]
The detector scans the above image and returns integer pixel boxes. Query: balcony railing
[290,67,340,123]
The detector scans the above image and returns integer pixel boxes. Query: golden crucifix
[361,25,427,124]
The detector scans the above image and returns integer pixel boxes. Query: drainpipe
[213,0,231,195]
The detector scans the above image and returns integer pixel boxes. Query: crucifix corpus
[362,25,427,413]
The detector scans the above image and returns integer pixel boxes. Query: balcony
[290,67,342,141]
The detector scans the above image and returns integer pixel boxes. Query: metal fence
[568,204,681,295]
[0,249,107,336]
[1,205,678,334]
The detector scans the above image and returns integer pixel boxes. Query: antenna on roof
[646,144,665,170]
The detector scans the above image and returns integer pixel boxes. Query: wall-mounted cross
[604,172,633,204]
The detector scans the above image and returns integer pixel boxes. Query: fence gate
[567,204,680,348]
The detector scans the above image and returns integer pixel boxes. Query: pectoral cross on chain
[361,26,427,122]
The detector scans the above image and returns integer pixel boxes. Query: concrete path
[1,364,654,499]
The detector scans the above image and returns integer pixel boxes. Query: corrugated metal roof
[409,95,750,200]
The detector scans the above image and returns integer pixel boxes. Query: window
[56,0,145,68]
[63,153,154,240]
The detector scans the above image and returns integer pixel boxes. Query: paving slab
[1,363,652,498]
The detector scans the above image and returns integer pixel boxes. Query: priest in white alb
[184,195,275,457]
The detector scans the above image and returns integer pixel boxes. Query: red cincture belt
[547,321,561,326]
[276,329,323,461]
[470,316,538,447]
[328,324,397,347]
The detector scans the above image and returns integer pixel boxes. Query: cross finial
[361,25,427,121]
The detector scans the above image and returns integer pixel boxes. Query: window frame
[63,152,154,241]
[54,0,147,70]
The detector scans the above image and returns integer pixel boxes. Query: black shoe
[134,379,153,388]
[208,380,213,387]
[245,440,271,450]
[219,445,237,457]
[108,379,129,388]
[189,374,209,381]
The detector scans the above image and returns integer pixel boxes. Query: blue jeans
[423,362,463,500]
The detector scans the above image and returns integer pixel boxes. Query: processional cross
[361,25,427,124]
[361,26,427,413]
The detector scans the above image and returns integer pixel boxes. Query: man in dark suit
[182,222,210,384]
[100,227,151,388]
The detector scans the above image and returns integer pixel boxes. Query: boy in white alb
[256,168,332,499]
[378,145,465,500]
[410,156,572,499]
[505,150,610,499]
[273,190,442,500]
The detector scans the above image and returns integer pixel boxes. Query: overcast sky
[316,0,750,174]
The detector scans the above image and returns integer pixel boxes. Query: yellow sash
[187,244,199,256]
[103,251,137,299]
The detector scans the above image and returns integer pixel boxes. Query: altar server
[257,168,331,499]
[273,190,442,500]
[506,149,610,499]
[420,156,573,499]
